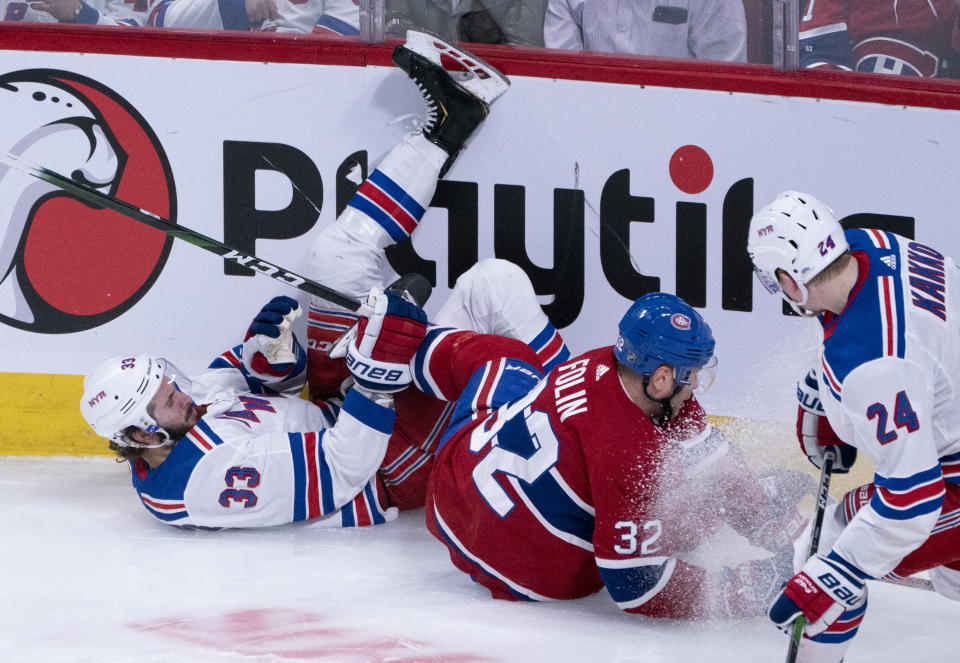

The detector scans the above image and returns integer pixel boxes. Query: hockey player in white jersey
[79,30,516,530]
[748,191,960,662]
[298,30,572,512]
[79,293,420,529]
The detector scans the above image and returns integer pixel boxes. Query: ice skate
[392,30,510,176]
[387,272,432,307]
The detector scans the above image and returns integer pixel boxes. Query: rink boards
[2,28,960,455]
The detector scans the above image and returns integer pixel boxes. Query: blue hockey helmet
[614,293,716,386]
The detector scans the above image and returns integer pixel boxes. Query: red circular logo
[669,145,714,195]
[0,70,176,334]
[671,313,691,330]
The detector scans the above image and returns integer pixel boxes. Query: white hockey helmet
[747,191,849,312]
[80,354,191,447]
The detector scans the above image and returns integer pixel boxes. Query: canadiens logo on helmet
[670,313,691,330]
[0,69,176,334]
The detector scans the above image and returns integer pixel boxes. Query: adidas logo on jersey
[595,365,609,381]
[880,254,897,270]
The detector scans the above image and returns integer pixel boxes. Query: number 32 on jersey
[467,382,558,517]
[614,520,663,555]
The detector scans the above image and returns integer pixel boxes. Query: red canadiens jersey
[800,0,957,76]
[425,344,741,618]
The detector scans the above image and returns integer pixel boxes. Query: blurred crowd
[5,0,960,79]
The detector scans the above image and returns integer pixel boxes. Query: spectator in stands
[148,0,277,29]
[799,0,959,77]
[2,0,142,24]
[262,0,358,34]
[148,0,358,34]
[385,0,548,47]
[543,0,747,62]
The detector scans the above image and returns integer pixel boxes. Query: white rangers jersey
[129,343,396,529]
[817,228,960,578]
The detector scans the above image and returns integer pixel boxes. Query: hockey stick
[0,152,365,313]
[785,448,837,663]
[880,575,935,592]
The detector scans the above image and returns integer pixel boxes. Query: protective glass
[160,359,193,397]
[676,355,718,394]
[142,359,194,431]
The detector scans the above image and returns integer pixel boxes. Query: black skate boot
[386,272,433,307]
[392,30,510,177]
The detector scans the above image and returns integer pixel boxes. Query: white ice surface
[1,457,956,663]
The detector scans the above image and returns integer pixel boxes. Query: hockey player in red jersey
[748,191,960,663]
[799,0,958,77]
[413,293,810,618]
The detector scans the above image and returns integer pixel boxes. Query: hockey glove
[716,550,795,618]
[796,368,857,473]
[769,553,867,637]
[345,288,427,393]
[242,296,305,380]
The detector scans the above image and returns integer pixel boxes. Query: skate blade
[403,29,510,105]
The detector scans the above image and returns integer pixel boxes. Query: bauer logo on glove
[345,357,406,388]
[768,552,867,638]
[345,288,428,393]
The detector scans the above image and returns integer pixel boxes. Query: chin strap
[126,436,175,450]
[124,403,209,449]
[784,282,820,318]
[643,376,683,426]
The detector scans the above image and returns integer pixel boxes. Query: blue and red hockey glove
[769,552,867,637]
[340,288,427,393]
[242,296,305,380]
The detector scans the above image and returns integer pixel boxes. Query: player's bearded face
[147,378,200,441]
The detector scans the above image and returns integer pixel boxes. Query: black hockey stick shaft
[785,448,837,663]
[0,152,363,312]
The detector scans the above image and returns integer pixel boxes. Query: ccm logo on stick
[222,251,306,286]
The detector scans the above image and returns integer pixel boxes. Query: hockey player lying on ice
[412,291,815,619]
[749,191,960,662]
[76,30,574,529]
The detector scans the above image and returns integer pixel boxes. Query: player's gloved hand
[343,288,427,393]
[796,368,857,473]
[242,296,305,380]
[768,553,867,637]
[716,549,795,618]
